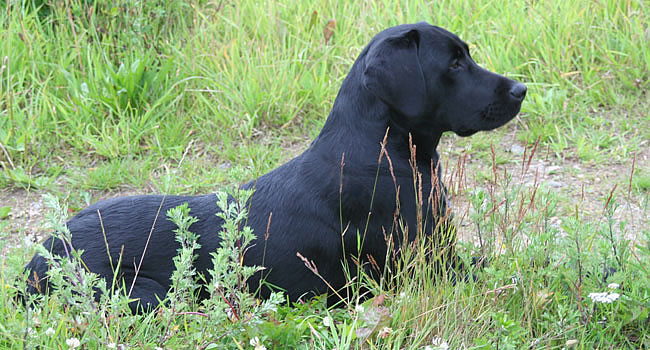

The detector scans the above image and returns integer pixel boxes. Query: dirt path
[1,135,648,255]
[439,134,649,245]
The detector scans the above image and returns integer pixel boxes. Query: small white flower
[565,339,578,347]
[355,304,365,313]
[155,347,163,350]
[607,293,620,302]
[249,336,266,350]
[431,336,449,350]
[66,337,81,348]
[608,283,620,289]
[588,292,607,302]
[26,327,37,337]
[588,292,620,303]
[378,327,392,338]
[322,316,333,328]
[107,343,116,349]
[45,327,55,336]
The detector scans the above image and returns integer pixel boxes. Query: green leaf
[0,206,10,219]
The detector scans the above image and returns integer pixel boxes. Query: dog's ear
[363,29,427,118]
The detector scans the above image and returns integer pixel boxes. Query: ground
[2,125,647,258]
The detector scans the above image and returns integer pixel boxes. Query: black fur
[25,22,526,312]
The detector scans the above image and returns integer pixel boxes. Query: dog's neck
[309,64,442,169]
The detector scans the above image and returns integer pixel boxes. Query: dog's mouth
[454,101,522,137]
[455,128,478,137]
[481,102,521,122]
[479,101,522,129]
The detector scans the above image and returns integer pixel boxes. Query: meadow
[0,0,648,348]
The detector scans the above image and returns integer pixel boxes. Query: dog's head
[362,22,526,137]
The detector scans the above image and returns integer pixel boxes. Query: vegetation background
[0,0,648,348]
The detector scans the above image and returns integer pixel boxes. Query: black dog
[25,22,526,312]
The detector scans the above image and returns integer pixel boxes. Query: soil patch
[1,135,647,255]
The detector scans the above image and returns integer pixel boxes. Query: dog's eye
[449,59,461,70]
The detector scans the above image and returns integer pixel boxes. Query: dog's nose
[509,83,527,101]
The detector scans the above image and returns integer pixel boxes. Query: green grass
[1,0,647,185]
[0,0,649,348]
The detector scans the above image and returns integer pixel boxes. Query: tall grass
[5,134,647,348]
